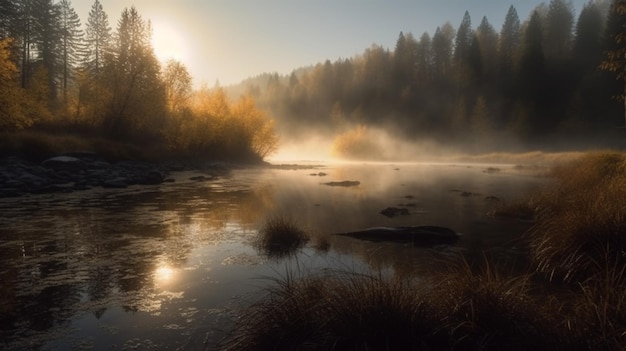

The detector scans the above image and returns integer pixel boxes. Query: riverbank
[0,153,237,198]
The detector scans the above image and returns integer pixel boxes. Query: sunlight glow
[151,21,188,63]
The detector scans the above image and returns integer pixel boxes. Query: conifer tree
[57,0,83,104]
[84,0,111,77]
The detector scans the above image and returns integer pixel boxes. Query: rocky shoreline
[0,153,229,198]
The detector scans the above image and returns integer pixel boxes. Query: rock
[42,156,85,171]
[323,180,360,187]
[101,177,129,188]
[137,170,165,185]
[380,207,410,217]
[336,226,459,246]
[190,175,213,182]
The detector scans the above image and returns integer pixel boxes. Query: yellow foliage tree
[332,125,383,159]
[0,38,43,131]
[168,86,278,160]
[232,95,279,158]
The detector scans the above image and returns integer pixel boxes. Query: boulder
[42,156,85,171]
[380,207,410,217]
[336,226,458,246]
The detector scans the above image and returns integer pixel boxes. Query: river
[0,161,546,350]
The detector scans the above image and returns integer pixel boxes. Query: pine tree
[499,6,521,88]
[454,11,473,87]
[31,0,61,104]
[545,0,575,62]
[84,0,111,77]
[57,0,83,104]
[0,0,18,38]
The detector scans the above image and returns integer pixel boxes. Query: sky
[74,0,590,87]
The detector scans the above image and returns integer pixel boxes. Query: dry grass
[219,269,444,351]
[219,256,565,351]
[254,215,310,259]
[444,150,586,167]
[527,151,626,283]
[429,255,556,351]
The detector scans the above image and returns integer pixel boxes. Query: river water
[0,162,546,350]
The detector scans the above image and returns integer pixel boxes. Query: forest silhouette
[233,0,626,157]
[1,0,625,162]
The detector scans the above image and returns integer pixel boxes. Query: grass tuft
[254,214,309,258]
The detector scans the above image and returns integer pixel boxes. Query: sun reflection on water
[154,264,177,288]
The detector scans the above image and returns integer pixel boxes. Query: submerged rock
[323,180,360,187]
[380,207,410,217]
[336,226,459,246]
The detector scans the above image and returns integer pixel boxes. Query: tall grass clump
[527,151,626,283]
[219,269,446,351]
[219,255,565,351]
[559,266,626,350]
[254,215,309,258]
[429,255,557,350]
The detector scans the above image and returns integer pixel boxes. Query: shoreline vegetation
[220,151,626,351]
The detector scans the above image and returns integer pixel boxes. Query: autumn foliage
[0,2,278,162]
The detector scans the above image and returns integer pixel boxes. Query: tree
[431,23,455,78]
[31,0,61,104]
[57,0,83,105]
[499,5,521,81]
[545,0,575,62]
[519,10,547,133]
[475,16,498,85]
[454,11,473,87]
[162,59,192,113]
[600,0,626,133]
[103,6,165,138]
[574,1,605,70]
[16,0,36,89]
[415,32,432,84]
[0,37,32,131]
[84,0,110,77]
[0,0,18,38]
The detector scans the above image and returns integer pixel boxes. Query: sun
[151,21,188,63]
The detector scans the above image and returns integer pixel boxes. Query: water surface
[0,162,545,350]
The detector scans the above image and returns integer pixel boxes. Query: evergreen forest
[235,0,626,156]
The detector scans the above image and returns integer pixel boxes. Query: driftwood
[336,226,458,246]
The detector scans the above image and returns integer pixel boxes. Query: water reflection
[0,164,545,349]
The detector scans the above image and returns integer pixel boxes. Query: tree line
[0,0,278,161]
[239,0,625,152]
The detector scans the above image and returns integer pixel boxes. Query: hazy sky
[74,0,589,87]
